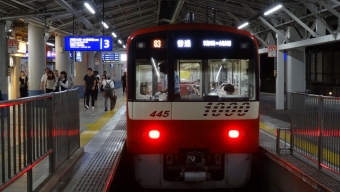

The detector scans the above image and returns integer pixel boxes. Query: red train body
[126,23,259,189]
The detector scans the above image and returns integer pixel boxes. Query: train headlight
[228,130,239,138]
[149,130,160,139]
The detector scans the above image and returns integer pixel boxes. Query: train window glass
[175,59,256,101]
[211,59,255,100]
[175,60,202,100]
[135,59,167,101]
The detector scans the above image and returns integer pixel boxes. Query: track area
[110,148,265,192]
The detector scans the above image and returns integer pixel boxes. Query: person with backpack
[102,74,115,111]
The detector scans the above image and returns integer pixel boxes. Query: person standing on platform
[53,70,60,92]
[83,68,96,110]
[100,75,107,97]
[121,72,127,95]
[19,71,29,97]
[40,68,50,93]
[102,74,115,111]
[45,70,56,93]
[59,71,68,91]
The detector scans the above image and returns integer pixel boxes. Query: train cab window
[135,59,168,101]
[211,59,256,100]
[175,59,256,101]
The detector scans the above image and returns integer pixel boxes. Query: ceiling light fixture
[84,2,96,14]
[264,4,282,16]
[118,39,122,44]
[101,21,109,29]
[123,45,126,48]
[112,32,117,38]
[46,42,55,46]
[237,22,249,29]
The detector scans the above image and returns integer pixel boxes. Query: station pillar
[0,23,9,100]
[286,49,305,109]
[87,51,95,70]
[104,63,110,77]
[55,35,70,76]
[28,24,46,96]
[94,51,103,77]
[276,29,285,110]
[74,51,86,97]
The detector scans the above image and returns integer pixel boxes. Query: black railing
[0,89,80,191]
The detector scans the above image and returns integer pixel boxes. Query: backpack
[104,80,112,96]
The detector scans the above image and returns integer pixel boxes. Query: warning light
[149,130,160,139]
[228,130,239,138]
[153,40,161,48]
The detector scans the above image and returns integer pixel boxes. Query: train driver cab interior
[134,58,256,101]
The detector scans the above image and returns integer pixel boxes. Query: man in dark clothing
[121,72,127,94]
[84,68,96,110]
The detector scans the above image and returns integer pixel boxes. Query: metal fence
[0,88,80,191]
[291,92,340,173]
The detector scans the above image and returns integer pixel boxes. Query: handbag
[20,77,26,88]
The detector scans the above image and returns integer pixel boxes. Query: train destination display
[64,36,112,51]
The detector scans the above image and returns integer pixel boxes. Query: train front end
[126,23,259,189]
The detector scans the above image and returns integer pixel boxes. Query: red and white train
[126,23,259,189]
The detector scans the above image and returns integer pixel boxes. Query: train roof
[127,23,258,46]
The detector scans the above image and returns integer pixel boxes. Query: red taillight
[228,130,239,138]
[149,130,160,139]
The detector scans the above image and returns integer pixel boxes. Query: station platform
[3,91,340,191]
[2,88,127,192]
[259,93,340,191]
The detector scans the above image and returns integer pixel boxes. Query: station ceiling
[0,0,339,48]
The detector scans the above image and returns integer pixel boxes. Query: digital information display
[202,40,232,47]
[152,39,167,48]
[64,36,112,51]
[75,51,82,62]
[177,39,192,48]
[102,53,119,63]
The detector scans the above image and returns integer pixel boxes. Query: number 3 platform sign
[64,36,113,51]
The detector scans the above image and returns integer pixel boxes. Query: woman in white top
[59,71,68,91]
[45,70,56,93]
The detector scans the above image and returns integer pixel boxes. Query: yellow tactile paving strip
[260,121,340,167]
[80,96,126,147]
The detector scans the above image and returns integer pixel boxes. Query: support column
[276,29,285,110]
[115,63,120,88]
[0,23,9,100]
[55,35,70,75]
[94,51,103,77]
[73,51,86,97]
[104,64,110,77]
[286,48,305,109]
[28,24,46,96]
[87,51,95,70]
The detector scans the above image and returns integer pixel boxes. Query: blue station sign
[64,36,113,51]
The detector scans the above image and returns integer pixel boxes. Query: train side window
[135,59,167,101]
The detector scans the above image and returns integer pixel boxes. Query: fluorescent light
[111,32,117,38]
[84,2,95,14]
[123,45,126,48]
[237,22,249,29]
[101,21,109,29]
[151,57,160,77]
[118,39,122,44]
[26,42,29,44]
[264,4,282,16]
[215,65,222,82]
[46,42,55,46]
